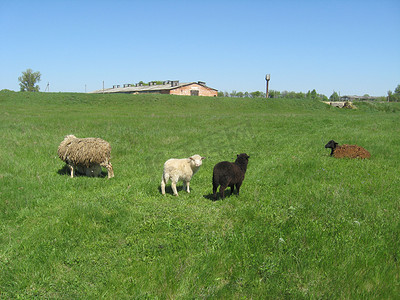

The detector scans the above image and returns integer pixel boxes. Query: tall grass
[1,91,399,298]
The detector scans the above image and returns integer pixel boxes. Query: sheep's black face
[325,140,338,149]
[236,153,250,164]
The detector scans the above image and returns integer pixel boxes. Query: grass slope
[1,91,399,298]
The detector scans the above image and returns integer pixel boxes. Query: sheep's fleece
[58,134,114,178]
[161,154,205,196]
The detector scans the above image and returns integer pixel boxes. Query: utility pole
[265,74,270,98]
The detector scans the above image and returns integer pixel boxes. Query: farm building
[91,80,218,97]
[340,95,377,101]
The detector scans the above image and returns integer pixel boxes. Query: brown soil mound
[333,144,371,159]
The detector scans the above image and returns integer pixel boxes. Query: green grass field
[1,91,399,298]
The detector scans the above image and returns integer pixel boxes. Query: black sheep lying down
[212,153,250,200]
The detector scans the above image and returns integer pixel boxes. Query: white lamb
[161,154,205,196]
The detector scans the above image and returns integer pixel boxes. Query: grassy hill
[1,91,399,298]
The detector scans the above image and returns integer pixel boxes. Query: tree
[19,69,41,92]
[387,85,400,102]
[320,94,328,101]
[269,90,280,98]
[393,84,400,101]
[310,89,317,99]
[250,91,262,98]
[394,84,400,95]
[329,91,340,101]
[387,90,392,102]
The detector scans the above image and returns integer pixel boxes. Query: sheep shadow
[203,193,216,201]
[203,190,236,201]
[158,185,174,195]
[57,165,70,176]
[158,185,193,196]
[57,164,107,178]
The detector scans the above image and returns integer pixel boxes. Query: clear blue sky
[1,0,399,96]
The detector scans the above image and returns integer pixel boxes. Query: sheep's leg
[106,163,114,179]
[161,174,168,195]
[220,185,228,199]
[236,183,242,195]
[184,181,190,193]
[213,184,219,200]
[70,165,75,178]
[100,161,114,178]
[220,187,225,199]
[161,180,166,195]
[212,177,218,200]
[171,181,179,196]
[230,184,235,195]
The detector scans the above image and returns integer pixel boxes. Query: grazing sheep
[161,154,205,196]
[58,134,114,178]
[212,153,250,200]
[325,140,371,159]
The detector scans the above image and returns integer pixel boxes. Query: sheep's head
[189,155,205,168]
[235,153,250,172]
[325,140,338,150]
[58,134,77,161]
[325,140,338,156]
[64,134,77,140]
[235,153,250,164]
[62,134,77,145]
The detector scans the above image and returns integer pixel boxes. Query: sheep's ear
[201,157,205,160]
[189,157,194,161]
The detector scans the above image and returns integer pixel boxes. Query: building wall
[169,83,217,97]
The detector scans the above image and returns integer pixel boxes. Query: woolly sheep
[212,153,250,200]
[325,140,371,159]
[58,134,114,178]
[161,154,205,196]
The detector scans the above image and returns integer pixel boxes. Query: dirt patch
[333,145,371,159]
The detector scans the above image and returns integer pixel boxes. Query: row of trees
[15,69,400,102]
[219,85,400,102]
[218,89,328,100]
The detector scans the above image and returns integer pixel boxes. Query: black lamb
[212,153,250,200]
